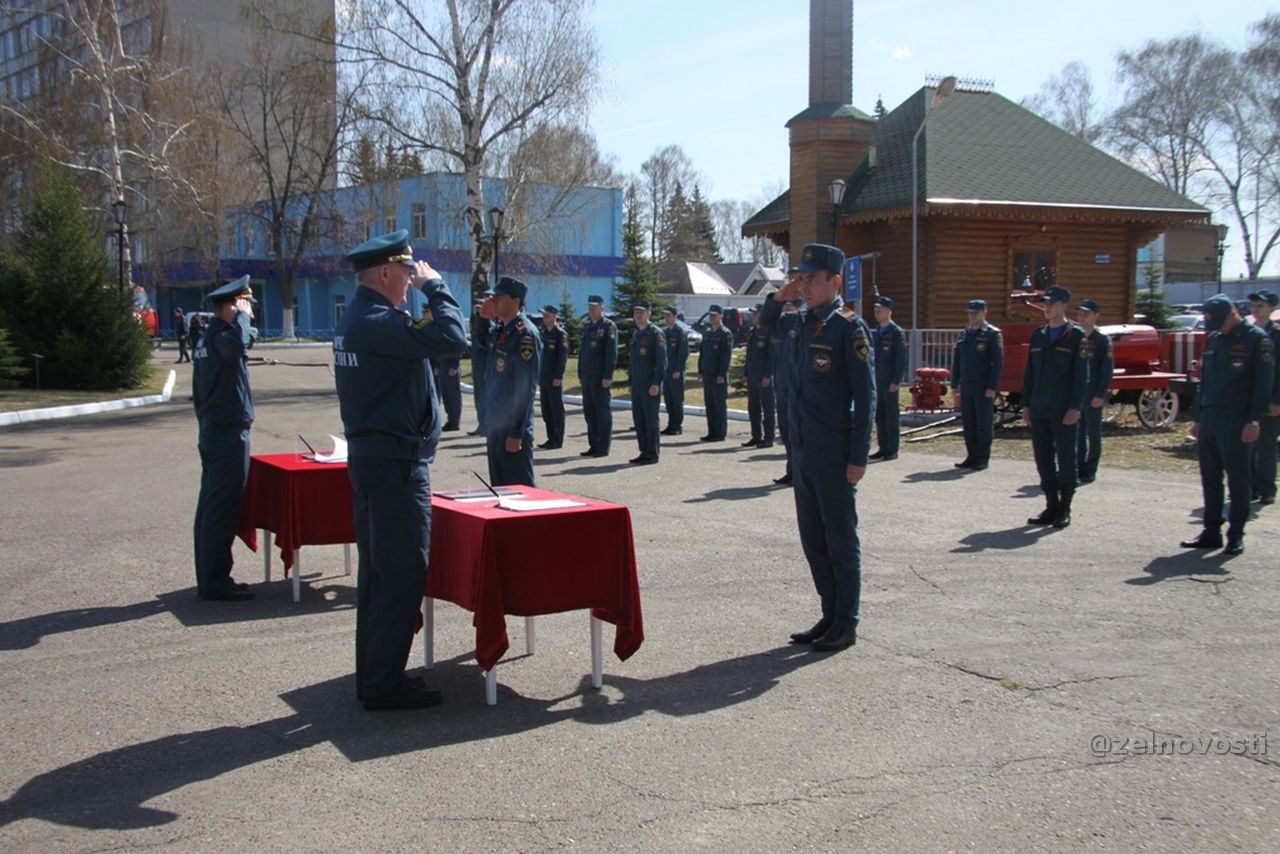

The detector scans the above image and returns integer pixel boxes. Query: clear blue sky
[589,0,1274,278]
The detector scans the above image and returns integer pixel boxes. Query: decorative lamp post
[488,206,505,287]
[827,178,847,246]
[111,197,128,292]
[910,75,956,371]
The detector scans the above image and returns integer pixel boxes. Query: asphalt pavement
[0,352,1276,852]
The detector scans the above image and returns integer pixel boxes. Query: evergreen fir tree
[688,186,723,264]
[0,165,152,390]
[1135,263,1175,329]
[874,96,887,121]
[657,181,688,263]
[612,185,665,315]
[0,327,29,389]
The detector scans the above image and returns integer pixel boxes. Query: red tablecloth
[428,487,644,672]
[237,453,354,571]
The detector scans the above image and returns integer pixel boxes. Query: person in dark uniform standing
[468,292,495,436]
[1022,286,1089,528]
[191,275,257,602]
[578,294,617,457]
[188,311,206,355]
[769,293,804,485]
[1180,294,1275,555]
[660,306,689,435]
[333,229,467,711]
[537,305,568,449]
[627,300,667,464]
[952,299,1003,471]
[870,296,908,461]
[425,305,463,432]
[742,303,776,448]
[1248,289,1280,506]
[1075,299,1114,484]
[758,244,874,652]
[480,277,541,486]
[698,305,734,442]
[173,307,190,363]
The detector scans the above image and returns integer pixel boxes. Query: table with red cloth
[424,486,645,703]
[237,453,354,601]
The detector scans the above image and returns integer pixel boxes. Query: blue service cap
[967,299,987,311]
[796,243,845,275]
[542,304,559,315]
[662,305,678,316]
[708,304,724,315]
[784,298,804,309]
[493,276,527,302]
[1202,294,1234,331]
[345,229,415,272]
[208,274,255,303]
[586,294,605,306]
[875,296,894,309]
[633,300,651,312]
[1078,299,1101,312]
[751,302,763,312]
[1043,286,1072,304]
[1235,299,1253,316]
[1248,289,1278,306]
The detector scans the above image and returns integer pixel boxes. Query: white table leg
[525,616,535,655]
[262,529,271,583]
[484,668,497,706]
[422,597,435,669]
[590,615,603,689]
[291,549,301,603]
[343,543,351,576]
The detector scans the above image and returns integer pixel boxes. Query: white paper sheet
[312,434,348,463]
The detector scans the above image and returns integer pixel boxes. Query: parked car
[692,307,753,345]
[1167,313,1205,331]
[684,326,703,352]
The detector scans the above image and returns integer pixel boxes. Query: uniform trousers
[581,376,612,453]
[439,373,462,428]
[792,445,861,627]
[1251,414,1278,501]
[472,352,489,429]
[1198,409,1253,537]
[1030,417,1079,494]
[348,455,431,700]
[194,422,250,595]
[702,377,728,439]
[663,374,684,431]
[959,382,995,463]
[1076,404,1104,478]
[776,392,793,477]
[747,381,775,442]
[539,379,565,444]
[631,385,660,459]
[875,385,900,456]
[486,431,536,487]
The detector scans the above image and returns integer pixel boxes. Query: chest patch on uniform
[811,350,833,373]
[1079,345,1090,359]
[548,343,557,351]
[590,340,600,349]
[976,341,987,352]
[1262,342,1273,363]
[756,339,765,349]
[1231,359,1245,370]
[789,329,798,339]
[495,355,508,373]
[639,345,648,356]
[519,337,535,361]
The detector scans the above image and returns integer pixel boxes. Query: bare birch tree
[340,0,601,298]
[1021,61,1104,144]
[639,144,698,261]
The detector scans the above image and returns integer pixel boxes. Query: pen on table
[298,434,317,456]
[471,470,505,503]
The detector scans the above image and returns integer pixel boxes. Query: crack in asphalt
[909,566,947,596]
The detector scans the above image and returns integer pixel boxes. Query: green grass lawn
[0,366,169,413]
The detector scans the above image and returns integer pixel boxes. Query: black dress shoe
[1260,496,1276,506]
[579,449,597,457]
[789,618,831,644]
[660,428,682,435]
[1179,531,1224,549]
[954,459,975,469]
[757,441,774,449]
[442,423,460,432]
[629,455,646,464]
[362,679,443,711]
[589,450,610,458]
[537,440,554,449]
[546,442,563,450]
[741,438,760,447]
[968,462,988,471]
[1224,537,1245,556]
[773,473,793,485]
[636,455,658,465]
[1078,473,1095,484]
[869,450,885,460]
[466,428,485,436]
[811,622,857,651]
[877,454,897,461]
[228,578,250,591]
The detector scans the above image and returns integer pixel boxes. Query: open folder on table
[458,471,586,512]
[300,434,347,463]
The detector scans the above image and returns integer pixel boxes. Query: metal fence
[907,328,963,374]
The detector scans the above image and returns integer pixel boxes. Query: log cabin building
[743,0,1210,333]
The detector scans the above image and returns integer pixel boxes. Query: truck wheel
[1136,388,1179,429]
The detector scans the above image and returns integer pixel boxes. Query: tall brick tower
[787,0,874,250]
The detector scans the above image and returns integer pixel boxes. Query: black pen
[471,470,504,503]
[298,434,318,455]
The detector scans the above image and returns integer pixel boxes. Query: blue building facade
[149,172,623,337]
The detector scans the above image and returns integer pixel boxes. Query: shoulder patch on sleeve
[412,317,431,329]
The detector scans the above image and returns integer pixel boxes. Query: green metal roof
[743,87,1208,232]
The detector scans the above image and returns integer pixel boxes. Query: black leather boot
[1027,491,1058,525]
[1053,490,1074,528]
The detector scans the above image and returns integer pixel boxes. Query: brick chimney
[787,0,873,250]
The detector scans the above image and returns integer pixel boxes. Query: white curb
[0,369,177,427]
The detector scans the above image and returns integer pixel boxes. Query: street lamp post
[827,178,847,246]
[910,75,956,372]
[111,197,128,292]
[488,206,505,288]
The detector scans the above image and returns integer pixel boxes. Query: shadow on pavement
[157,580,356,627]
[1124,553,1233,586]
[900,468,969,483]
[0,645,818,830]
[951,525,1058,553]
[685,484,777,503]
[0,601,167,651]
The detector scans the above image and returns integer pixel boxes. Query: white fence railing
[906,328,964,375]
